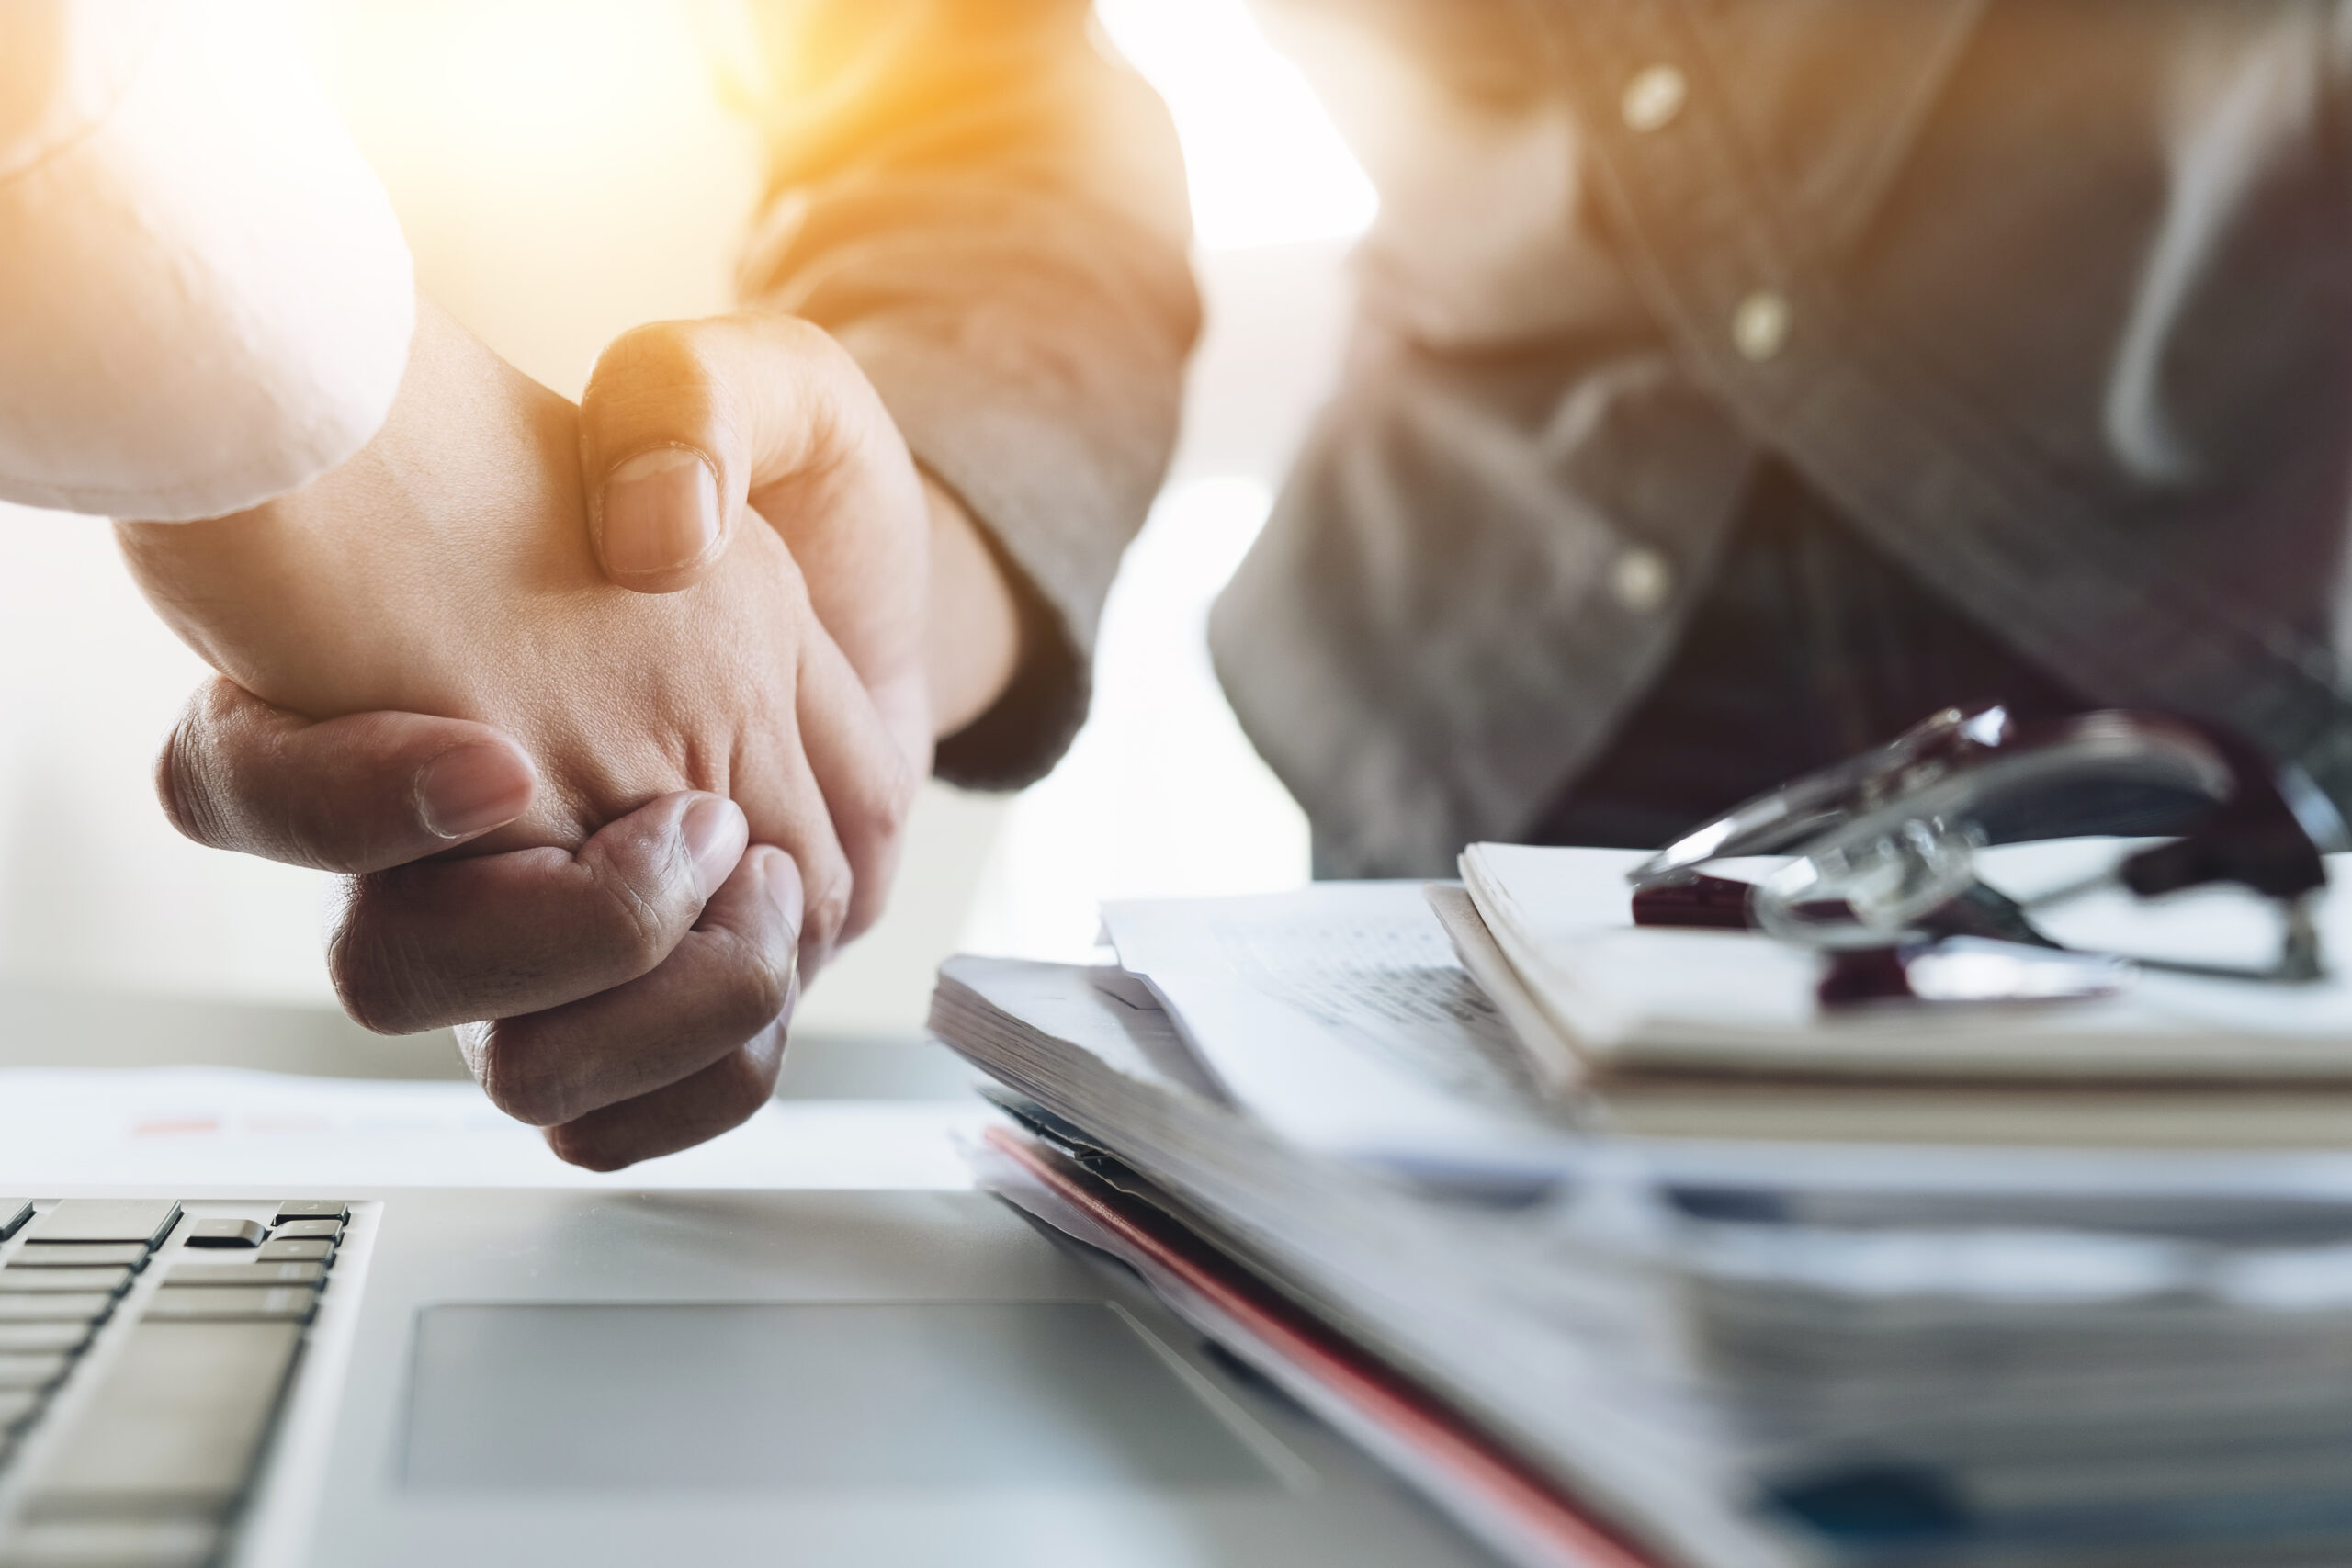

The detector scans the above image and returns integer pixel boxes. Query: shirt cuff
[831,320,1140,789]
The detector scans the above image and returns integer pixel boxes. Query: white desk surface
[0,1066,990,1190]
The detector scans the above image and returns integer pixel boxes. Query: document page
[1102,884,1567,1158]
[0,1067,987,1190]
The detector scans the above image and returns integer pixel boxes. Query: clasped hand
[116,303,951,1168]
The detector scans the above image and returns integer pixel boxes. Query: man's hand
[578,312,1023,744]
[161,678,806,1168]
[120,302,917,1168]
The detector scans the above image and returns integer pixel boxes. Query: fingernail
[601,446,722,580]
[680,796,748,902]
[415,742,536,840]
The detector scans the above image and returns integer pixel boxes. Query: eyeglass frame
[1624,704,2352,985]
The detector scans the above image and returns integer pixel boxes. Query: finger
[160,676,537,873]
[796,620,917,946]
[579,314,931,754]
[330,792,747,1033]
[541,1025,791,1173]
[737,713,857,976]
[462,848,802,1131]
[525,851,802,1168]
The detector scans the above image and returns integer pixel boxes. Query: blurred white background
[0,0,1372,1035]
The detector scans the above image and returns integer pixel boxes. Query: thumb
[580,311,932,754]
[159,677,537,873]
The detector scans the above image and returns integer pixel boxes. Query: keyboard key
[0,1352,69,1391]
[166,1262,323,1290]
[254,1239,333,1265]
[0,1296,111,1325]
[272,1201,349,1224]
[181,1218,266,1250]
[22,1320,302,1521]
[0,1268,132,1296]
[143,1288,315,1325]
[0,1517,221,1568]
[23,1201,179,1248]
[9,1245,147,1270]
[0,1200,29,1241]
[0,1388,39,1433]
[268,1219,343,1243]
[0,1323,92,1355]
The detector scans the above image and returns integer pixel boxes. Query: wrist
[116,500,320,698]
[116,301,584,725]
[922,472,1024,740]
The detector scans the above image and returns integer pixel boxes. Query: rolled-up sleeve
[736,0,1200,788]
[0,0,414,523]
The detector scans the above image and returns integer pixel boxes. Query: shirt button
[1733,290,1791,362]
[1620,64,1688,132]
[1611,547,1674,613]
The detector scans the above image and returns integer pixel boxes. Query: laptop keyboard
[0,1199,360,1568]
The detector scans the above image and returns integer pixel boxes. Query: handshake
[119,302,1021,1170]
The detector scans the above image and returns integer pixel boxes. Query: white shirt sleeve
[0,0,414,522]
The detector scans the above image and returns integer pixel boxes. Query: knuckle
[153,681,351,869]
[324,918,417,1035]
[844,753,921,851]
[764,313,835,363]
[544,1122,632,1173]
[769,315,859,390]
[322,889,394,1029]
[469,1025,573,1128]
[589,320,718,411]
[708,936,795,1038]
[799,858,854,955]
[770,317,884,449]
[585,858,687,978]
[323,878,453,1035]
[704,1046,779,1131]
[153,688,235,849]
[153,718,204,845]
[325,941,409,1036]
[880,755,920,836]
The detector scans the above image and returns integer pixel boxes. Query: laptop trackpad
[402,1302,1280,1492]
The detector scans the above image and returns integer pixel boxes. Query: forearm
[923,474,1023,739]
[741,0,1196,787]
[115,302,577,724]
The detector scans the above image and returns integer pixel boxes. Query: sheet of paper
[1102,884,1565,1156]
[0,1067,988,1190]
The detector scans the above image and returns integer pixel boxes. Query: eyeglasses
[1626,704,2351,997]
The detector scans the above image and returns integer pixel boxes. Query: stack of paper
[930,862,2352,1568]
[931,954,1758,1568]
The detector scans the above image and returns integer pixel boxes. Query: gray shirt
[741,0,2352,876]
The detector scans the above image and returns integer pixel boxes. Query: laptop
[0,1184,1501,1568]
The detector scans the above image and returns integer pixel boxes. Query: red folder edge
[981,1123,1668,1568]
